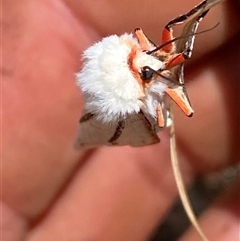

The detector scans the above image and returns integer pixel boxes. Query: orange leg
[166,87,194,117]
[166,53,186,69]
[156,104,165,128]
[161,27,174,53]
[134,28,153,51]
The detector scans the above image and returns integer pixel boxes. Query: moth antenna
[147,22,220,55]
[169,102,209,241]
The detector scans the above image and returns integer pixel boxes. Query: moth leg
[166,87,194,117]
[181,9,209,57]
[156,103,173,128]
[134,28,154,51]
[165,53,186,69]
[161,0,209,53]
[156,104,165,128]
[168,11,209,69]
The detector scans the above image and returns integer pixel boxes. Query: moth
[75,0,222,148]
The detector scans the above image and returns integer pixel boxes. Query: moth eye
[140,66,155,82]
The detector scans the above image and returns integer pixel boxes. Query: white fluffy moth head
[75,0,212,148]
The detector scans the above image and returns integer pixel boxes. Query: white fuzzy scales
[76,33,167,123]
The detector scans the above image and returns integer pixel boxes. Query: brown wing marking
[108,120,125,145]
[110,112,160,146]
[80,113,95,123]
[138,110,160,140]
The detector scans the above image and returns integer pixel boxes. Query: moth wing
[74,116,118,149]
[74,111,160,149]
[113,112,160,147]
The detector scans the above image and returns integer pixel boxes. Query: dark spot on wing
[108,120,125,145]
[138,110,160,140]
[80,113,95,123]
